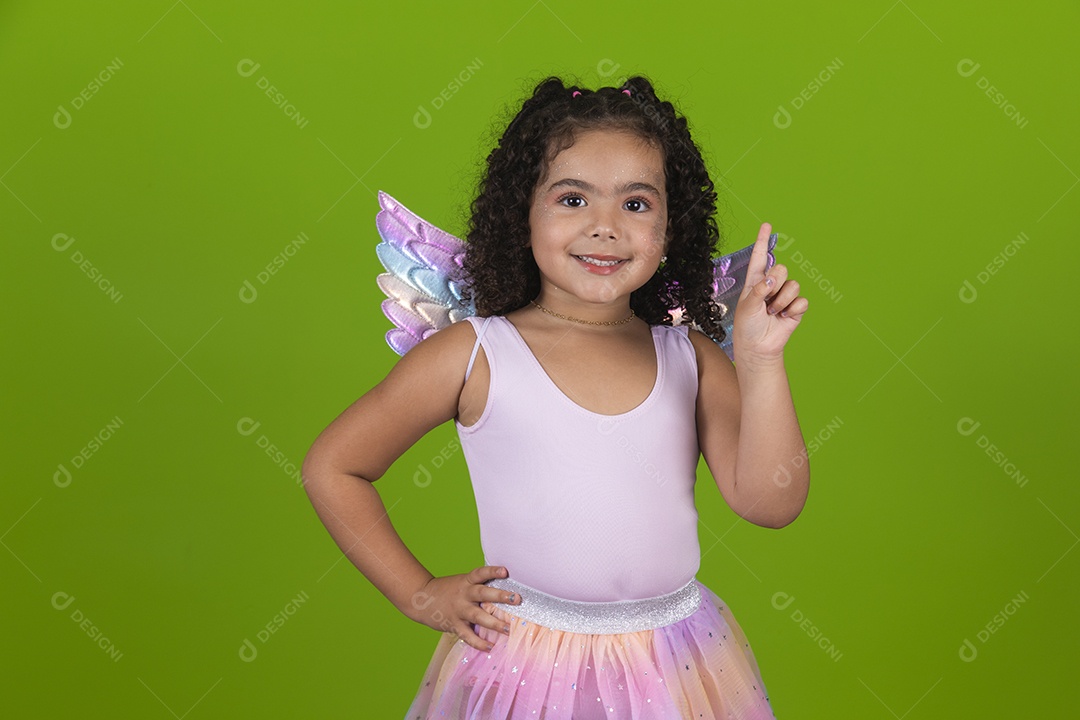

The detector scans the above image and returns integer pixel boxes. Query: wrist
[733,351,786,376]
[394,572,436,622]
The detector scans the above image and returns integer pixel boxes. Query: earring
[660,255,667,263]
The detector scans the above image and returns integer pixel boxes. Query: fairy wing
[374,191,776,360]
[374,191,475,355]
[706,233,778,361]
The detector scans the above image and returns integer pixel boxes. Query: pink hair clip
[622,89,631,96]
[571,90,582,98]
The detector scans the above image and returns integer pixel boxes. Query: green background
[3,1,1077,717]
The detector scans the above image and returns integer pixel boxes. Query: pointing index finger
[742,223,773,297]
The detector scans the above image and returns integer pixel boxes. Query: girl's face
[527,128,668,313]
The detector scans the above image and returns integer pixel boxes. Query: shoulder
[682,325,726,355]
[416,316,487,353]
[653,322,692,355]
[683,326,735,379]
[437,315,485,342]
[392,318,486,380]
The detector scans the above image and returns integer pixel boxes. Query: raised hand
[732,223,809,362]
[406,565,522,651]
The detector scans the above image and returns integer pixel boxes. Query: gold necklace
[530,300,635,326]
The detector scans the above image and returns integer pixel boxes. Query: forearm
[302,469,433,618]
[732,356,810,527]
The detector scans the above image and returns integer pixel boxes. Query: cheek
[528,223,565,260]
[647,212,668,245]
[532,211,575,241]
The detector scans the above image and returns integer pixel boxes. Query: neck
[530,293,635,326]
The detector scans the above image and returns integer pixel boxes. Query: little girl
[303,76,809,719]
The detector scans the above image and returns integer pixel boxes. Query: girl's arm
[301,320,519,650]
[690,329,809,528]
[689,222,811,528]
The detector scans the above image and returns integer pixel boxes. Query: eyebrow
[545,177,663,197]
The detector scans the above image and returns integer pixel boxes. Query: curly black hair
[461,75,728,342]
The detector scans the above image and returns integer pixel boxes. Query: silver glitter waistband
[486,577,702,635]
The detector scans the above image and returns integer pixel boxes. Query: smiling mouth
[572,254,627,267]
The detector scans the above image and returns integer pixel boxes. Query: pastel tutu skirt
[405,578,776,719]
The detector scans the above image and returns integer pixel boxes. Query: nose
[588,203,620,240]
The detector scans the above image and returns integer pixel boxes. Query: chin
[585,288,643,307]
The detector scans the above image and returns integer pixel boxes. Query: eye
[624,197,651,213]
[556,193,585,208]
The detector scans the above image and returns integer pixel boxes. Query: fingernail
[765,277,774,288]
[503,625,510,633]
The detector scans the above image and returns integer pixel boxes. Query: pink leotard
[455,315,703,602]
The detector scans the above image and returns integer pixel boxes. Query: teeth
[575,255,623,267]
